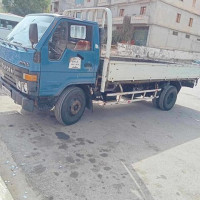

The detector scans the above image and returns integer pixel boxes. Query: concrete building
[0,0,3,12]
[50,0,75,13]
[146,0,200,52]
[51,0,200,52]
[98,0,200,52]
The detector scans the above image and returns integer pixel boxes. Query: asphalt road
[0,84,200,200]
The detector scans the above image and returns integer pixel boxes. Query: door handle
[77,53,84,60]
[84,63,92,69]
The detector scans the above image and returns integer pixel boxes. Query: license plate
[1,85,11,97]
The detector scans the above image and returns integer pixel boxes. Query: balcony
[111,0,127,4]
[97,0,110,6]
[97,16,124,25]
[113,16,124,25]
[131,15,150,25]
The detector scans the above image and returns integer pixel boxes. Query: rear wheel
[159,85,177,111]
[55,87,86,125]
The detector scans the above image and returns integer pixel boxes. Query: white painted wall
[152,1,200,36]
[51,0,75,13]
[110,0,151,17]
[162,0,200,15]
[146,0,200,52]
[0,0,3,12]
[83,0,97,8]
[147,25,200,52]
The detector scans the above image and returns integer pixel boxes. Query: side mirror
[29,23,38,47]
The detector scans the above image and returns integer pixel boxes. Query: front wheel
[159,85,178,111]
[55,87,86,125]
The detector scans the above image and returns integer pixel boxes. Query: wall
[147,25,200,52]
[162,0,200,15]
[110,0,151,17]
[83,0,98,8]
[151,1,200,36]
[59,0,75,12]
[146,0,200,52]
[51,0,75,13]
[0,0,3,12]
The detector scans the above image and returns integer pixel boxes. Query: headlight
[16,80,21,90]
[16,81,28,94]
[21,82,28,94]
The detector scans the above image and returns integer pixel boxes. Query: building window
[75,0,84,5]
[186,34,190,39]
[140,6,146,15]
[176,13,181,23]
[76,12,81,18]
[189,18,193,27]
[119,9,125,17]
[173,31,178,36]
[54,1,59,13]
[197,38,200,42]
[193,0,196,7]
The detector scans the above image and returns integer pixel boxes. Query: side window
[48,21,92,61]
[0,19,18,29]
[48,21,68,60]
[68,23,92,51]
[70,25,86,39]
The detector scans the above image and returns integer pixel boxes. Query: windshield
[7,15,54,48]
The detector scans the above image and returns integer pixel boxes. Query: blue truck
[0,8,200,125]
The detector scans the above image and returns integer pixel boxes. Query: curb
[0,176,14,200]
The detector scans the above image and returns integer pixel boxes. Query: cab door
[40,19,99,96]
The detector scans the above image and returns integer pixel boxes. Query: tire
[152,97,160,108]
[159,85,178,111]
[55,87,86,125]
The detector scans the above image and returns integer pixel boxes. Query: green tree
[112,16,134,45]
[2,0,51,16]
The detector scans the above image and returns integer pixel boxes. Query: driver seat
[74,40,91,51]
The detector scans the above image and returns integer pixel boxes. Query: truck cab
[0,13,100,124]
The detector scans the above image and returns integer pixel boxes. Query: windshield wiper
[1,39,21,51]
[13,41,23,46]
[12,41,28,51]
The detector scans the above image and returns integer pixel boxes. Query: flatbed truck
[0,8,200,125]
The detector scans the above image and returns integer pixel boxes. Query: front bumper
[0,77,34,112]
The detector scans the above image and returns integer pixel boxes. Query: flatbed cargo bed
[107,59,200,83]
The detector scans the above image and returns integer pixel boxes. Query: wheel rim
[166,93,174,105]
[70,99,81,115]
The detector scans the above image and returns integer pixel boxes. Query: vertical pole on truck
[63,7,113,92]
[100,8,112,93]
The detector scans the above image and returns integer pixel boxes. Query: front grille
[0,57,29,88]
[4,73,16,86]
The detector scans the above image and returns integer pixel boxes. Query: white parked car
[0,13,23,40]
